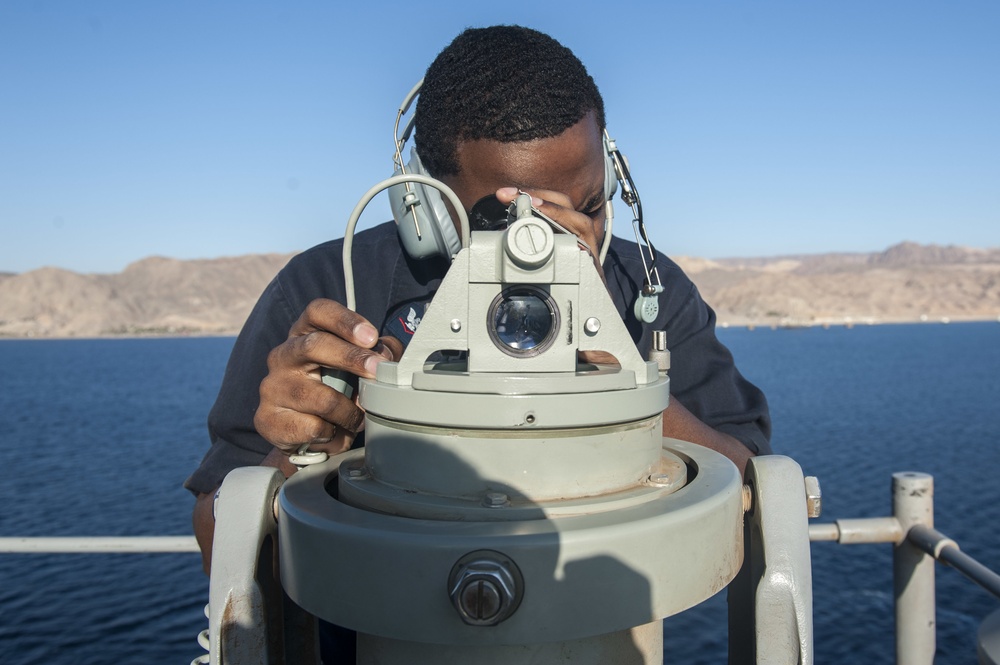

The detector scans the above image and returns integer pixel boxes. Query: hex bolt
[483,492,509,508]
[804,476,822,518]
[448,551,523,626]
[648,472,671,486]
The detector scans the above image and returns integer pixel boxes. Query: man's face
[440,111,608,258]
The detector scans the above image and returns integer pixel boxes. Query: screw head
[458,579,503,622]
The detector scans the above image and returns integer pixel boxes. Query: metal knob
[649,330,670,372]
[504,217,554,270]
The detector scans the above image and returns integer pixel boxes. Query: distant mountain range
[674,241,1000,327]
[0,253,294,338]
[1,242,998,338]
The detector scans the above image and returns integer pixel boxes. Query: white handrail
[0,536,200,553]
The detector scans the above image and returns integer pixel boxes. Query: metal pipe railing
[808,471,1000,665]
[808,517,903,544]
[907,524,1000,600]
[808,504,1000,602]
[0,536,200,553]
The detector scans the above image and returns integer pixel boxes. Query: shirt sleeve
[183,274,301,495]
[604,241,771,456]
[661,277,772,455]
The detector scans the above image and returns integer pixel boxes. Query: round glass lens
[489,286,558,356]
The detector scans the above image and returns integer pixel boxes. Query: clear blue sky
[1,0,997,274]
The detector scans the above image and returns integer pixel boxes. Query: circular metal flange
[337,448,689,521]
[361,374,670,429]
[278,439,743,646]
[355,414,665,503]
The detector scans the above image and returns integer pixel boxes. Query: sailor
[185,24,771,662]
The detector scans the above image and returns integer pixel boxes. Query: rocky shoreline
[1,242,998,339]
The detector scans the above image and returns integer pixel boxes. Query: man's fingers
[269,328,385,380]
[254,407,337,453]
[257,303,403,454]
[259,369,366,433]
[376,335,405,362]
[288,298,380,349]
[308,427,357,456]
[495,187,607,283]
[494,187,603,252]
[532,197,600,251]
[578,349,621,367]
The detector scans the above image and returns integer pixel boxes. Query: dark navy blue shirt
[185,221,770,495]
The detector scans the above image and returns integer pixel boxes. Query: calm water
[0,323,998,664]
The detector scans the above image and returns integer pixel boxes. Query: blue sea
[0,322,998,664]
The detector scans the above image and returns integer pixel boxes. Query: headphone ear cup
[388,148,462,260]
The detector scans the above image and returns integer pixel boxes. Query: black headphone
[387,80,621,262]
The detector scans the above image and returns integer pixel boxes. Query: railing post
[892,472,935,665]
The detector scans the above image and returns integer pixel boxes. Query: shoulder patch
[384,301,429,349]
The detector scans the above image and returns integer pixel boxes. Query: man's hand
[254,298,403,455]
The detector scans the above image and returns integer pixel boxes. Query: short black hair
[413,25,606,178]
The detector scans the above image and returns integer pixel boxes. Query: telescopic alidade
[276,192,745,664]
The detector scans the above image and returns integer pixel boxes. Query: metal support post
[729,455,814,665]
[892,472,935,665]
[208,466,316,665]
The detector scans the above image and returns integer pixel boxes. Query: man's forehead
[451,113,605,206]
